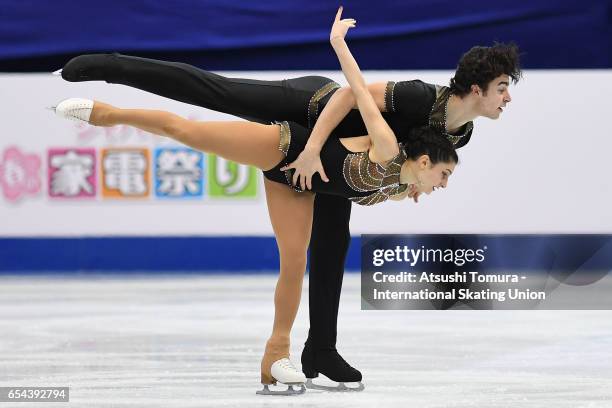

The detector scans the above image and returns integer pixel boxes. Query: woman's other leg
[93,101,284,170]
[260,178,315,384]
[61,53,333,126]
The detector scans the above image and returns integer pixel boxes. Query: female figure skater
[53,8,457,395]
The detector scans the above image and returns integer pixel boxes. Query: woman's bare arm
[330,7,399,163]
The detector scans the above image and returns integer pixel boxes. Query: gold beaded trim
[429,85,473,146]
[278,120,291,155]
[343,147,408,206]
[274,121,303,193]
[349,183,408,206]
[384,81,396,113]
[307,81,341,129]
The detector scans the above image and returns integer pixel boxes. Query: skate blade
[256,383,306,396]
[52,69,63,76]
[305,378,365,392]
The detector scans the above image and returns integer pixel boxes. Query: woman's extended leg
[260,178,315,385]
[92,101,284,170]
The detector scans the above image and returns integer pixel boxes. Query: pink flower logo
[0,147,42,202]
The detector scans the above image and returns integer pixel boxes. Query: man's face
[476,74,512,119]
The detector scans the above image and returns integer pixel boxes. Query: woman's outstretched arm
[330,7,399,163]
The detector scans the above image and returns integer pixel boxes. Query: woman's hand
[330,6,356,44]
[406,184,421,203]
[280,147,329,191]
[408,189,421,203]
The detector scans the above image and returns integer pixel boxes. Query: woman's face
[416,158,456,194]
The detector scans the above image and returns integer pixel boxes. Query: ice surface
[0,274,610,407]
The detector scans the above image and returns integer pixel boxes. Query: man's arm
[304,82,387,151]
[280,83,389,190]
[279,87,356,189]
[302,87,354,153]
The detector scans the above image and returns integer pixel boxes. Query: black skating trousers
[63,54,350,348]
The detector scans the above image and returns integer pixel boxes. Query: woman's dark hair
[449,42,522,97]
[403,127,458,165]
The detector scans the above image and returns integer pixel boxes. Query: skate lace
[65,104,91,121]
[278,358,300,373]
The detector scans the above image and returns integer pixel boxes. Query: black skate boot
[301,342,364,392]
[59,54,121,83]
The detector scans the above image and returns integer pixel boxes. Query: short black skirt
[262,121,309,192]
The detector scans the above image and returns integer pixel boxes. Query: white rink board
[1,70,611,236]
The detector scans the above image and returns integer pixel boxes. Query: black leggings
[63,53,334,125]
[62,53,349,349]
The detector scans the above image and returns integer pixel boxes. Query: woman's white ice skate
[49,98,94,123]
[256,358,306,396]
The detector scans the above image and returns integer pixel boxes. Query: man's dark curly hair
[449,42,522,97]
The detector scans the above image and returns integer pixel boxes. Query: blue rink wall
[0,237,362,273]
[2,0,612,70]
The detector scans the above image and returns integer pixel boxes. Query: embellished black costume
[263,121,408,206]
[61,53,474,383]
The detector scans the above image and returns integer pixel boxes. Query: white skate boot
[49,98,94,123]
[256,358,306,396]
